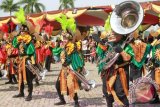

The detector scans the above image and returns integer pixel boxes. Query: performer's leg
[102,73,107,97]
[12,74,17,84]
[35,78,40,86]
[25,67,34,101]
[0,70,2,77]
[130,64,142,81]
[114,73,128,106]
[45,55,51,71]
[73,93,80,107]
[13,81,25,98]
[34,64,40,86]
[105,94,114,107]
[55,79,66,105]
[155,68,160,92]
[5,65,13,84]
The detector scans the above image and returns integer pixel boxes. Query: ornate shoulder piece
[23,34,31,44]
[155,49,160,61]
[76,41,81,51]
[17,35,23,43]
[66,42,74,55]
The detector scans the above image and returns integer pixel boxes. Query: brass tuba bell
[110,1,144,35]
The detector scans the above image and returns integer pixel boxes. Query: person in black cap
[12,25,36,101]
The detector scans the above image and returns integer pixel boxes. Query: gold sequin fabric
[155,49,160,61]
[130,42,147,62]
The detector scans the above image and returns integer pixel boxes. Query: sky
[0,0,158,17]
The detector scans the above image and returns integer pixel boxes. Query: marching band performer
[105,31,129,107]
[0,41,7,78]
[94,31,109,98]
[55,31,84,107]
[94,29,129,106]
[5,42,18,84]
[52,39,62,63]
[120,30,151,81]
[54,14,84,107]
[13,24,36,101]
[44,41,53,71]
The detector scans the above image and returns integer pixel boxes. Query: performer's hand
[114,46,123,53]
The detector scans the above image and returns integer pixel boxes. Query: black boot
[0,71,2,77]
[106,95,114,107]
[12,75,17,84]
[74,93,80,107]
[13,93,25,98]
[35,78,40,86]
[5,73,13,84]
[54,99,66,105]
[13,82,25,98]
[25,94,32,101]
[74,102,80,107]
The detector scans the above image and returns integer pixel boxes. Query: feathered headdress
[14,8,26,24]
[55,14,76,34]
[0,23,9,40]
[36,19,46,33]
[0,23,9,33]
[104,15,111,33]
[44,24,54,36]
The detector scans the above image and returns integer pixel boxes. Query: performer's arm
[115,44,133,61]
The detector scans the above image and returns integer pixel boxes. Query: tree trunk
[10,11,11,16]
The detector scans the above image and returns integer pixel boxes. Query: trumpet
[69,66,96,91]
[26,60,42,80]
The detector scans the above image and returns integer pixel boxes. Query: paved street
[0,62,107,107]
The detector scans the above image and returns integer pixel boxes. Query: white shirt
[82,40,88,50]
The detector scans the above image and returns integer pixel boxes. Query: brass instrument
[26,60,42,80]
[37,63,48,80]
[69,66,96,91]
[110,1,144,35]
[101,1,144,70]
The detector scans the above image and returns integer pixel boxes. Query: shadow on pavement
[45,74,59,77]
[78,97,106,107]
[33,91,58,100]
[0,86,18,91]
[95,83,102,88]
[39,81,56,86]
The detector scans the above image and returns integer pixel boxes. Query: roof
[0,1,160,30]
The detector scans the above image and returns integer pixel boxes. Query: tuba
[101,1,144,70]
[110,1,144,35]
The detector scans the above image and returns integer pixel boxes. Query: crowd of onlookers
[81,36,98,63]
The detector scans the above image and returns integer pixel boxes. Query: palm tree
[0,0,20,16]
[59,0,75,10]
[19,0,45,14]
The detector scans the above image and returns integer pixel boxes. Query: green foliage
[14,8,26,24]
[0,0,20,15]
[18,0,45,14]
[55,14,76,33]
[59,0,75,10]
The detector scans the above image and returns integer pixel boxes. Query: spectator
[82,37,89,62]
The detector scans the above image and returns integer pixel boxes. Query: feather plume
[14,8,26,24]
[104,15,111,32]
[55,14,76,34]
